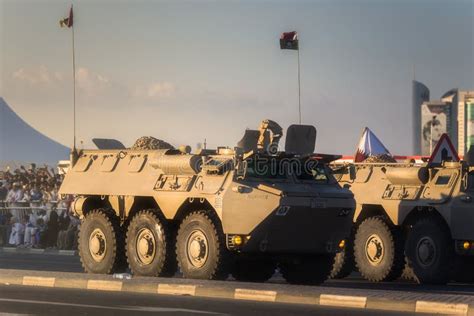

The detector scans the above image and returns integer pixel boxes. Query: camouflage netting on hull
[364,154,397,163]
[131,137,174,150]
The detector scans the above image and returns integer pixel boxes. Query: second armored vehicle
[331,158,474,284]
[59,120,355,284]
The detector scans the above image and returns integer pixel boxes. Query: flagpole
[297,47,301,124]
[71,10,76,151]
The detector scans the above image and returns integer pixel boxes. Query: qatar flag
[354,127,392,162]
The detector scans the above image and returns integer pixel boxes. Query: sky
[1,0,473,155]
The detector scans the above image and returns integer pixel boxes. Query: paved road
[0,284,417,315]
[2,252,474,296]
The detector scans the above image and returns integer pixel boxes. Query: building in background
[413,83,474,157]
[412,81,430,155]
[441,89,474,156]
[420,101,452,156]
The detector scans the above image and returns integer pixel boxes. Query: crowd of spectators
[0,163,79,250]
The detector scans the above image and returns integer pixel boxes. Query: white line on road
[22,276,55,288]
[319,294,367,309]
[0,298,225,314]
[86,280,122,292]
[157,284,196,296]
[234,289,277,302]
[415,301,468,315]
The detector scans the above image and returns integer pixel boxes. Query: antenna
[72,5,77,151]
[413,64,416,81]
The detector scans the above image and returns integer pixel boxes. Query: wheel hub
[186,230,209,268]
[365,234,384,265]
[89,228,107,262]
[416,236,436,267]
[136,228,156,265]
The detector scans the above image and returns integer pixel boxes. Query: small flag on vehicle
[354,127,393,162]
[60,5,74,28]
[280,31,298,50]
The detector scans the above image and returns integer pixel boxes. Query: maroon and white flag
[60,5,74,28]
[280,31,299,50]
[354,127,392,162]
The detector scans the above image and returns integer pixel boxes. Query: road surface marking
[22,276,55,287]
[2,248,17,253]
[87,280,122,292]
[58,250,76,256]
[30,249,45,254]
[0,298,224,314]
[319,294,367,308]
[234,289,277,302]
[157,284,196,296]
[415,301,468,315]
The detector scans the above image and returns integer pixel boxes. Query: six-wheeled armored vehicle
[330,159,474,284]
[59,120,355,284]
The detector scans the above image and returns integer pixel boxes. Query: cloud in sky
[12,65,175,101]
[76,67,111,97]
[12,65,55,85]
[132,82,176,99]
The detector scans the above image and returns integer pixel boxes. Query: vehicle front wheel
[354,216,404,282]
[78,209,123,274]
[176,211,230,280]
[405,217,452,285]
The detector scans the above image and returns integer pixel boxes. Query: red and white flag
[280,31,299,50]
[354,127,392,162]
[60,5,74,28]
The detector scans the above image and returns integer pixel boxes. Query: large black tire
[330,239,354,279]
[280,255,334,285]
[354,217,404,282]
[176,211,230,280]
[78,209,123,274]
[405,217,452,285]
[451,256,474,283]
[232,256,276,282]
[125,210,177,277]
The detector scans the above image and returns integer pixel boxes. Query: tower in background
[412,80,430,155]
[441,89,474,156]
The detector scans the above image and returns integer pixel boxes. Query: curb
[1,269,473,315]
[0,247,77,256]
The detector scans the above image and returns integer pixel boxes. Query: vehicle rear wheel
[330,238,354,279]
[126,210,177,277]
[354,216,404,282]
[451,255,474,283]
[78,209,123,274]
[280,255,334,285]
[232,256,276,282]
[176,211,230,280]
[405,217,452,285]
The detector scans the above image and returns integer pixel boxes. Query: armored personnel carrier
[59,120,355,284]
[330,158,474,284]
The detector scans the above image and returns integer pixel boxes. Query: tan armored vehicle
[330,158,474,284]
[59,121,355,284]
